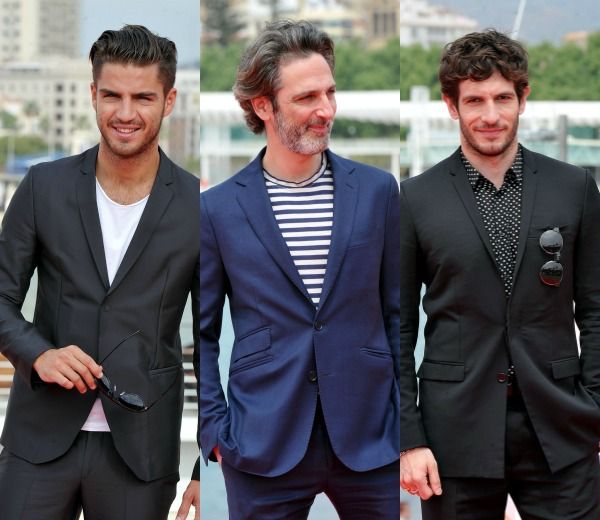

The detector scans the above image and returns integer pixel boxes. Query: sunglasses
[96,330,149,412]
[539,227,563,287]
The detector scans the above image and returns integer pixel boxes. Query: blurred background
[401,1,600,518]
[0,1,200,518]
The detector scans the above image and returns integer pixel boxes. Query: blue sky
[80,0,199,65]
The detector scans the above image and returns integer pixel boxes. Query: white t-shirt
[81,179,149,432]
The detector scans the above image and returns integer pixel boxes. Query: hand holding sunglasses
[96,329,179,413]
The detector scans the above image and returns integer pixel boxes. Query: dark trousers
[421,395,600,520]
[0,431,178,520]
[221,404,400,520]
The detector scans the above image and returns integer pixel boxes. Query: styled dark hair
[233,19,335,134]
[89,25,177,94]
[439,29,529,106]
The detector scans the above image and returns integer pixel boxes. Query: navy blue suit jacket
[200,148,399,477]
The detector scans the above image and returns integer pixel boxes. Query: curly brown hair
[439,30,529,106]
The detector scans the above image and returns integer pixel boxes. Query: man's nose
[480,102,500,125]
[315,93,336,120]
[116,100,135,121]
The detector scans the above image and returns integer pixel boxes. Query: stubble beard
[459,117,519,158]
[274,109,331,155]
[98,115,163,160]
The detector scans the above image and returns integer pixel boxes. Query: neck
[97,141,159,184]
[262,144,323,183]
[462,140,519,189]
[96,141,159,204]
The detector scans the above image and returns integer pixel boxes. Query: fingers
[175,480,200,520]
[33,345,103,393]
[400,447,443,500]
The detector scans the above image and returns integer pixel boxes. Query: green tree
[203,0,244,47]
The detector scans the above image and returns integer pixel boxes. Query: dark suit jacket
[0,145,200,482]
[200,148,399,477]
[400,146,600,478]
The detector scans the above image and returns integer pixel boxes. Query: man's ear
[90,82,97,111]
[518,85,531,115]
[250,96,273,122]
[163,88,177,117]
[442,94,459,120]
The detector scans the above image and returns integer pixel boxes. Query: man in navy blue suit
[200,20,399,520]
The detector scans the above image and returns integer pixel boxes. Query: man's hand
[33,345,103,393]
[400,447,442,500]
[176,480,200,520]
[213,446,222,465]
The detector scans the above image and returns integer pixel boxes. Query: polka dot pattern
[461,147,524,297]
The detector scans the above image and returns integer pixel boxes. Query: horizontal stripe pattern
[264,157,334,307]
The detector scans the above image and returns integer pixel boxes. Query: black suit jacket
[400,146,600,478]
[0,146,200,482]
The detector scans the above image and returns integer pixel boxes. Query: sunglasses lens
[540,229,563,254]
[540,260,563,286]
[119,392,146,412]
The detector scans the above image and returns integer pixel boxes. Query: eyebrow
[98,88,158,99]
[292,84,337,98]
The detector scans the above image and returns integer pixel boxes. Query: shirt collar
[461,144,524,188]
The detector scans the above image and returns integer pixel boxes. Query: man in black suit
[0,25,199,520]
[400,30,600,519]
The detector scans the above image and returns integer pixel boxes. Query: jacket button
[314,321,323,331]
[497,372,508,383]
[308,370,318,383]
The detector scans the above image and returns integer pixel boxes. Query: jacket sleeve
[574,170,600,405]
[381,175,400,386]
[0,167,52,386]
[199,192,229,464]
[399,182,428,450]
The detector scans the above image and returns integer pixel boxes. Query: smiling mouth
[112,126,140,137]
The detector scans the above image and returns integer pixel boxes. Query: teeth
[115,128,136,134]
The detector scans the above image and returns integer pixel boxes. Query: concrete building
[400,0,477,47]
[202,0,398,46]
[0,0,80,63]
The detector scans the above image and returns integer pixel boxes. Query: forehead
[457,71,517,99]
[277,53,334,95]
[95,62,163,91]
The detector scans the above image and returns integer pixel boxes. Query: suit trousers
[221,401,400,520]
[421,394,600,520]
[0,431,178,520]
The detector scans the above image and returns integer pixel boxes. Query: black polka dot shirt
[461,146,524,297]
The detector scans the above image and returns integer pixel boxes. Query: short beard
[274,108,331,155]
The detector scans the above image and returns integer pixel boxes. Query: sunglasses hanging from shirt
[539,227,563,287]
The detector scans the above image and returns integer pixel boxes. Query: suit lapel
[235,150,311,301]
[77,146,110,289]
[107,150,174,295]
[317,151,358,310]
[447,150,498,269]
[511,147,539,290]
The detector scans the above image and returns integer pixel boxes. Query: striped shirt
[264,156,334,307]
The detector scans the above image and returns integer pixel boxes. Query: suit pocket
[229,327,273,375]
[551,357,580,379]
[418,360,465,382]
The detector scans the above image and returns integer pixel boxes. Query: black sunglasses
[96,330,149,412]
[539,227,563,287]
